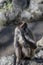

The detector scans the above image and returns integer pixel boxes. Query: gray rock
[33,0,43,3]
[0,55,14,65]
[0,0,42,24]
[29,0,42,19]
[34,50,43,59]
[0,0,7,4]
[0,12,7,25]
[0,3,3,7]
[21,0,42,21]
[12,0,30,20]
[6,9,15,21]
[37,37,43,47]
[39,4,43,12]
[0,0,4,3]
[21,10,32,21]
[0,0,7,7]
[12,0,30,10]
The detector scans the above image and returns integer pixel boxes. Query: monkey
[14,21,37,65]
[0,21,43,65]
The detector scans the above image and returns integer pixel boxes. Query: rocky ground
[0,0,43,25]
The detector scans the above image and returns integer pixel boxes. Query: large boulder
[12,0,30,10]
[0,0,43,25]
[20,0,42,22]
[28,0,42,20]
[21,10,32,22]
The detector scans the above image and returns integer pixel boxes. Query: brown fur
[14,26,36,65]
[0,24,36,65]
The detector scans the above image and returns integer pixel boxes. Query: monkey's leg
[22,46,35,58]
[22,47,31,58]
[15,47,22,65]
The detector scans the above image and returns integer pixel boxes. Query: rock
[12,0,30,10]
[12,0,31,21]
[0,0,42,25]
[39,4,43,12]
[20,0,42,22]
[0,0,7,7]
[0,12,7,26]
[29,0,42,20]
[0,0,6,3]
[0,55,14,65]
[6,9,15,21]
[34,37,43,59]
[34,50,43,59]
[37,37,43,47]
[21,10,32,21]
[0,0,8,4]
[33,0,43,4]
[0,3,3,7]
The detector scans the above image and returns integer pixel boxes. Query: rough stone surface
[0,55,14,65]
[6,9,16,21]
[0,0,43,25]
[37,37,43,47]
[0,12,7,25]
[33,0,43,3]
[0,52,43,65]
[21,0,42,21]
